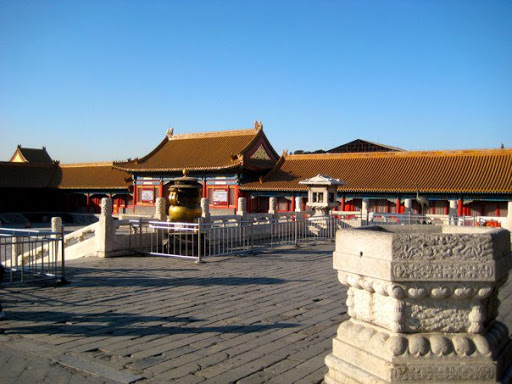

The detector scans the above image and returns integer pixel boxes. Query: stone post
[11,237,22,265]
[404,198,412,214]
[201,198,210,222]
[51,217,62,262]
[96,198,115,258]
[51,216,62,233]
[295,196,303,212]
[154,197,167,221]
[268,197,277,215]
[449,199,458,225]
[237,197,247,217]
[361,198,369,224]
[325,225,512,383]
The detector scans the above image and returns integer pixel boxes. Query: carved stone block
[325,225,512,383]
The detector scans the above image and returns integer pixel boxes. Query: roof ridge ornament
[254,121,263,130]
[299,174,344,186]
[166,127,174,140]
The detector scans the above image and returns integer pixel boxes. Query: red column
[133,186,138,213]
[457,199,463,216]
[234,186,240,207]
[86,193,91,213]
[202,180,207,198]
[291,195,296,212]
[247,195,252,213]
[395,198,400,214]
[341,197,346,211]
[159,181,164,198]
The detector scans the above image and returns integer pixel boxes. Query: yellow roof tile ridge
[287,148,512,160]
[171,128,258,140]
[258,150,288,183]
[60,162,114,167]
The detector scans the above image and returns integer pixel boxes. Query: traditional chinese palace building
[241,149,512,227]
[0,146,130,214]
[113,122,279,215]
[1,124,511,229]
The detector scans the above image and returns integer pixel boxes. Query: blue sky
[1,0,511,163]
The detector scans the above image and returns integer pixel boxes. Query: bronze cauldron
[168,170,203,222]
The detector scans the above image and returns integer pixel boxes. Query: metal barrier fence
[365,212,485,227]
[0,227,65,285]
[127,215,350,262]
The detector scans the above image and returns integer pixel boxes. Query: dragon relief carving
[391,262,494,281]
[392,234,494,261]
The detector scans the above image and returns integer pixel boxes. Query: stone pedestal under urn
[325,225,512,384]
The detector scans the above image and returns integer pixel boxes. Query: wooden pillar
[246,195,252,213]
[202,180,207,198]
[133,185,138,211]
[291,195,296,212]
[234,186,240,207]
[457,199,463,216]
[341,196,346,211]
[395,198,400,214]
[86,193,91,213]
[159,181,164,198]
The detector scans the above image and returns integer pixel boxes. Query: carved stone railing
[325,225,512,384]
[63,222,96,248]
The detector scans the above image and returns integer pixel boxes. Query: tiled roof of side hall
[57,163,131,190]
[113,125,278,173]
[10,146,54,163]
[0,161,131,190]
[240,149,512,194]
[0,162,60,189]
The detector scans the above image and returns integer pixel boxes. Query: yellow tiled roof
[114,126,277,173]
[241,149,512,194]
[0,162,59,188]
[10,146,53,163]
[57,163,131,190]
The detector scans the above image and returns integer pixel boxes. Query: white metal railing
[122,210,505,262]
[125,215,351,262]
[364,212,502,227]
[0,227,66,284]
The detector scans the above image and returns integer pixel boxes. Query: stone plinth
[237,197,247,217]
[154,197,167,221]
[325,225,512,384]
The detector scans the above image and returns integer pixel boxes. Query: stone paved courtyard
[2,242,512,384]
[0,243,349,384]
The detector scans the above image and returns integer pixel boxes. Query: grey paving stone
[1,243,510,384]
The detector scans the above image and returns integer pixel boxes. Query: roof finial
[254,121,263,130]
[166,127,174,140]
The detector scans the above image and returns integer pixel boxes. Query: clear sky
[1,0,511,163]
